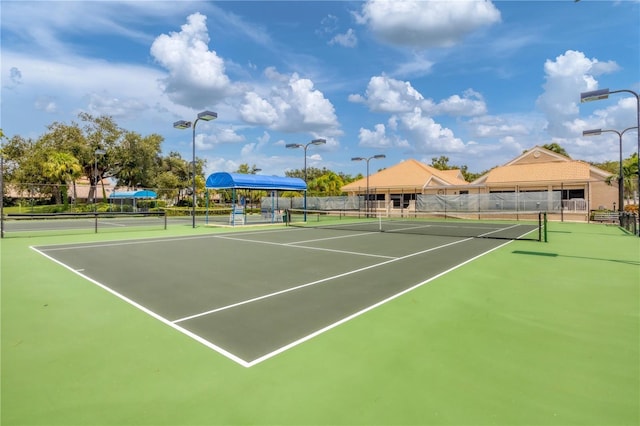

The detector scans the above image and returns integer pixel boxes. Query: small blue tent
[205,173,306,191]
[109,190,157,211]
[109,190,158,199]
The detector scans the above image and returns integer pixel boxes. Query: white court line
[286,232,378,245]
[30,245,253,368]
[32,225,529,367]
[36,233,237,251]
[246,238,515,367]
[35,226,324,252]
[96,220,128,227]
[172,237,473,324]
[214,234,395,259]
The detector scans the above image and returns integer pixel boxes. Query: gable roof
[342,159,468,191]
[472,145,613,184]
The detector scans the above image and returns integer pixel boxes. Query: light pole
[286,138,326,219]
[94,149,106,211]
[581,88,640,210]
[351,154,386,216]
[583,127,638,213]
[174,110,218,228]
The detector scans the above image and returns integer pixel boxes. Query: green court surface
[1,221,638,425]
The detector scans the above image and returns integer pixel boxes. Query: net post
[538,212,542,242]
[539,211,548,242]
[94,212,98,233]
[164,210,167,230]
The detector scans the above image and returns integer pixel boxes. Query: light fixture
[580,87,639,228]
[351,154,386,216]
[583,127,638,213]
[286,138,326,219]
[173,111,218,228]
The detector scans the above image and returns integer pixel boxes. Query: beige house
[5,178,116,206]
[342,158,469,210]
[341,146,617,221]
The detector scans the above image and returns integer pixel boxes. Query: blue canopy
[109,190,157,199]
[206,172,306,191]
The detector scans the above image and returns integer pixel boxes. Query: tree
[156,151,190,205]
[541,143,570,158]
[114,132,163,189]
[42,151,82,205]
[236,163,261,174]
[285,166,329,182]
[235,164,265,208]
[3,135,64,202]
[431,156,452,170]
[153,171,181,205]
[592,152,639,206]
[430,155,480,182]
[308,172,345,196]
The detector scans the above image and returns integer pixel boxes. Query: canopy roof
[109,190,157,199]
[206,172,306,191]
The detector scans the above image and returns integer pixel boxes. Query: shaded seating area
[205,172,306,225]
[109,190,158,212]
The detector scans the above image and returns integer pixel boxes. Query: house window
[562,189,584,200]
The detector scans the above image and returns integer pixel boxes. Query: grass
[1,221,638,425]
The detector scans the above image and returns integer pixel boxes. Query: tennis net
[286,209,547,241]
[2,211,167,238]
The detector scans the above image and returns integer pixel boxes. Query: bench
[592,211,619,223]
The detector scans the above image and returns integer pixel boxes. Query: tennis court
[33,222,537,367]
[3,219,639,425]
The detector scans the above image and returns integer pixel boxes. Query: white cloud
[536,50,619,137]
[329,29,358,48]
[238,68,340,134]
[400,107,466,153]
[240,92,279,125]
[85,92,148,119]
[195,125,245,150]
[358,123,409,149]
[355,0,501,49]
[150,13,233,109]
[354,75,424,113]
[392,54,435,78]
[429,89,487,116]
[468,115,531,138]
[35,96,58,113]
[352,75,486,118]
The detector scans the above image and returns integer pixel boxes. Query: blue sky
[2,0,639,178]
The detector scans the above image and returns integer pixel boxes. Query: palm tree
[622,159,638,206]
[42,151,83,205]
[311,172,345,196]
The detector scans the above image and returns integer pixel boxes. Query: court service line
[286,232,379,245]
[214,233,394,259]
[172,237,473,324]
